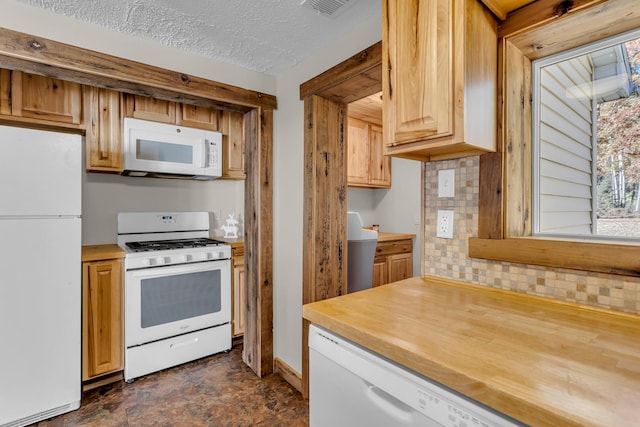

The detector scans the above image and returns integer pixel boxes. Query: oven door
[125,259,230,347]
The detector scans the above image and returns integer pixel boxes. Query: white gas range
[117,212,231,382]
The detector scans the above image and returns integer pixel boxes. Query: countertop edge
[81,244,125,262]
[373,231,416,242]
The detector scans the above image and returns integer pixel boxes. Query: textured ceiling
[17,0,381,75]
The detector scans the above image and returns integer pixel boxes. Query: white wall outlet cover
[438,169,455,198]
[436,209,454,239]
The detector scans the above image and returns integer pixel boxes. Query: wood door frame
[0,28,274,378]
[300,41,382,397]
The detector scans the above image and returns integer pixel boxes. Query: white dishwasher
[309,325,526,427]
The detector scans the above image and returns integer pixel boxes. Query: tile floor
[34,346,309,427]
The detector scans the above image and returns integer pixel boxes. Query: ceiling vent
[301,0,352,17]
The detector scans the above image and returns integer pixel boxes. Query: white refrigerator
[0,125,82,426]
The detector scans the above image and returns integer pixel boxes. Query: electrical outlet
[438,169,455,198]
[436,210,454,239]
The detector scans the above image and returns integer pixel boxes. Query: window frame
[468,0,640,278]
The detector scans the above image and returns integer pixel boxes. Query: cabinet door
[11,71,83,126]
[82,259,123,380]
[221,111,245,180]
[177,104,221,131]
[0,69,10,116]
[347,118,369,186]
[123,94,176,124]
[384,0,452,146]
[232,250,246,337]
[368,124,391,187]
[372,257,388,287]
[387,253,413,283]
[85,86,123,172]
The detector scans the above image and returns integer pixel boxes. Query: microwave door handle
[200,139,209,168]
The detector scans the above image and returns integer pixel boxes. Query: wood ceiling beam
[299,42,382,102]
[0,27,277,111]
[498,0,607,38]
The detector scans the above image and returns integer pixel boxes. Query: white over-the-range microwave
[123,117,222,180]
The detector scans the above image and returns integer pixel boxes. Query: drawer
[375,239,412,257]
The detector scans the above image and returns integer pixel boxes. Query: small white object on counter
[221,213,239,238]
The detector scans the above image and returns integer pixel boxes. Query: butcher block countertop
[81,244,125,262]
[302,275,640,427]
[376,231,415,242]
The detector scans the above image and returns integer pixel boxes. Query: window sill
[468,237,640,277]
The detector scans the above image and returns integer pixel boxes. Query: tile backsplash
[423,156,640,314]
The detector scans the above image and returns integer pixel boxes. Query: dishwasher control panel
[416,387,504,427]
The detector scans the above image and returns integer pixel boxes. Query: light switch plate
[436,210,454,239]
[438,169,455,198]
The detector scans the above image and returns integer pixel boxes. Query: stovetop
[125,237,225,253]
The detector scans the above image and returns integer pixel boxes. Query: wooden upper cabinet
[177,103,221,131]
[123,94,176,124]
[4,71,83,128]
[347,117,391,188]
[220,111,245,180]
[85,86,123,172]
[383,0,498,161]
[368,124,391,187]
[347,117,370,186]
[0,69,10,116]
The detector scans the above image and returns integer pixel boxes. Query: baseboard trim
[274,357,302,394]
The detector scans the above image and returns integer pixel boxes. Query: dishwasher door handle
[364,382,415,424]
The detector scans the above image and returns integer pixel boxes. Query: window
[469,2,640,277]
[533,30,640,240]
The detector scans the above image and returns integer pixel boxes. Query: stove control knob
[185,254,192,262]
[156,257,165,265]
[164,256,172,264]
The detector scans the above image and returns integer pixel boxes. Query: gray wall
[81,142,244,245]
[348,157,422,276]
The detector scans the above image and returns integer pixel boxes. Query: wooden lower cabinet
[387,252,413,283]
[82,257,124,384]
[372,258,388,288]
[232,246,246,337]
[372,237,413,287]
